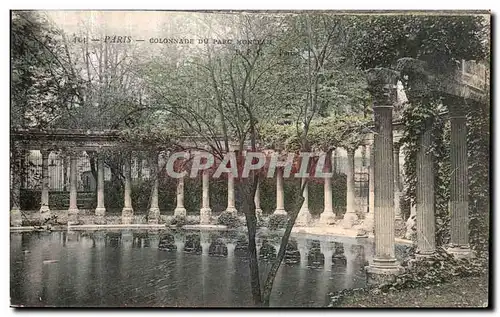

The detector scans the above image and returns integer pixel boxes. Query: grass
[332,275,489,308]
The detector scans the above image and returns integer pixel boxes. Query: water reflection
[10,230,408,307]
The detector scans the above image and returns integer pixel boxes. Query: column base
[67,208,79,224]
[319,210,336,225]
[225,206,238,215]
[174,207,187,217]
[295,208,311,226]
[10,209,22,227]
[366,258,404,285]
[148,207,160,224]
[200,207,212,224]
[447,245,472,260]
[121,216,133,225]
[122,207,134,217]
[95,207,106,217]
[273,208,287,215]
[342,212,358,229]
[40,205,51,222]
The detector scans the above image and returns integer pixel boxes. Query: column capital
[365,67,399,107]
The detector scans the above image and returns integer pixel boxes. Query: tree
[11,11,77,129]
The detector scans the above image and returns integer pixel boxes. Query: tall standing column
[200,169,212,224]
[365,68,402,284]
[415,120,436,257]
[95,153,106,218]
[68,151,79,224]
[148,151,162,224]
[10,142,22,227]
[343,148,358,228]
[225,172,237,214]
[364,140,375,233]
[320,151,335,224]
[274,168,286,215]
[394,145,403,221]
[296,178,311,226]
[254,181,263,219]
[447,101,471,259]
[122,153,134,224]
[174,176,187,217]
[39,149,51,219]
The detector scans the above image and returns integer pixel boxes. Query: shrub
[217,212,241,228]
[268,213,288,230]
[170,215,187,228]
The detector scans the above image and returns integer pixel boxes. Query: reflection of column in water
[149,233,159,250]
[174,233,186,254]
[320,241,334,271]
[225,242,236,305]
[94,231,106,250]
[226,242,236,258]
[93,231,106,305]
[343,243,356,289]
[200,232,210,256]
[174,233,185,305]
[75,233,92,302]
[200,231,210,306]
[316,255,331,307]
[297,238,309,268]
[11,233,22,255]
[43,232,62,305]
[24,233,44,304]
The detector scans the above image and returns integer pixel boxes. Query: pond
[10,229,409,307]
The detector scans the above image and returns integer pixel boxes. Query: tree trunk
[261,179,307,306]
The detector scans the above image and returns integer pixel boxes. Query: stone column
[320,151,336,224]
[274,168,286,215]
[225,172,237,214]
[365,68,402,284]
[95,153,106,218]
[68,152,79,224]
[296,178,311,226]
[364,141,375,232]
[122,153,134,224]
[343,148,358,228]
[174,176,187,217]
[447,101,471,259]
[148,152,161,224]
[39,149,51,218]
[200,169,212,224]
[394,145,403,221]
[415,119,437,257]
[10,143,22,227]
[254,181,263,219]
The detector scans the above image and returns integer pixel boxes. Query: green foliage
[400,101,450,245]
[382,248,487,291]
[268,213,288,230]
[217,211,241,228]
[466,100,490,255]
[346,15,488,71]
[170,215,188,227]
[11,11,77,129]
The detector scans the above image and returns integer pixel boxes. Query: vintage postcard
[10,10,490,308]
